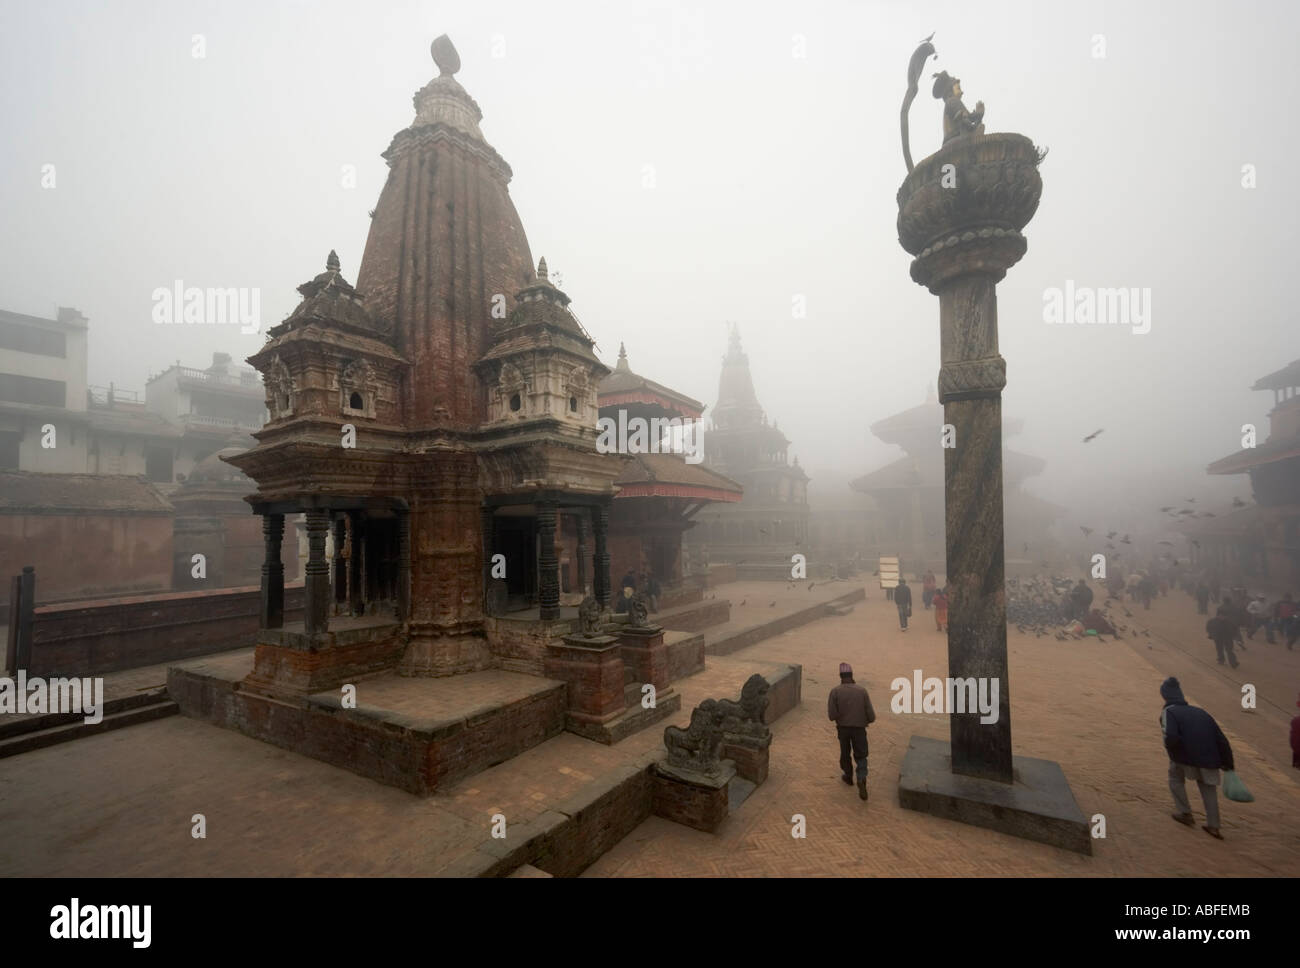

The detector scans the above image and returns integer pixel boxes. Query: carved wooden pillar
[576,510,590,596]
[397,508,411,622]
[304,509,330,636]
[537,500,560,620]
[593,501,611,610]
[333,516,348,611]
[350,512,365,617]
[259,513,285,629]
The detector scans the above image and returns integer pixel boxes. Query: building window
[340,359,376,418]
[569,396,577,412]
[0,373,66,408]
[145,447,173,483]
[0,431,19,470]
[0,319,66,358]
[510,393,522,412]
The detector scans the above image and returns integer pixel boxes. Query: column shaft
[260,514,285,629]
[537,501,560,620]
[938,274,1012,782]
[304,509,330,636]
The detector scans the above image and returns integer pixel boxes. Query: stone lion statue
[718,674,772,750]
[628,592,650,629]
[663,699,726,776]
[577,595,601,637]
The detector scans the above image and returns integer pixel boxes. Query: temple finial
[431,35,461,76]
[327,250,340,272]
[537,257,548,282]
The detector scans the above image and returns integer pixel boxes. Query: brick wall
[27,584,305,676]
[1,512,172,606]
[485,615,574,677]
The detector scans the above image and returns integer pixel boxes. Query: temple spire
[537,256,549,283]
[327,249,340,272]
[616,342,630,371]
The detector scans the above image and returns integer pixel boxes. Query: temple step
[0,699,177,759]
[0,687,169,741]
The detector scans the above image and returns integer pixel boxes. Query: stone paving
[584,589,1300,877]
[0,585,809,876]
[3,579,1296,877]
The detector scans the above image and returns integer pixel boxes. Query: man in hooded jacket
[1160,676,1234,840]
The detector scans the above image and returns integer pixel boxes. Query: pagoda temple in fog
[850,389,1063,575]
[689,325,809,579]
[1197,359,1300,590]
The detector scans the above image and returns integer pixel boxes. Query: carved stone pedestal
[543,635,626,730]
[723,741,769,786]
[244,622,404,697]
[617,624,670,694]
[651,760,736,833]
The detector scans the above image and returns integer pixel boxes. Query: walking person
[1206,605,1240,669]
[1278,593,1299,650]
[933,585,949,632]
[828,663,875,801]
[1246,595,1266,640]
[1160,677,1234,840]
[1069,579,1093,622]
[922,570,936,610]
[894,577,912,631]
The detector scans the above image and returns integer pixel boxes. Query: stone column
[898,133,1042,784]
[593,501,612,610]
[304,509,331,636]
[397,509,411,621]
[537,501,560,620]
[576,510,591,596]
[259,513,285,629]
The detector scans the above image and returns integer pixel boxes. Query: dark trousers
[898,604,909,629]
[838,725,868,781]
[1213,638,1238,667]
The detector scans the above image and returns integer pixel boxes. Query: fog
[2,0,1293,546]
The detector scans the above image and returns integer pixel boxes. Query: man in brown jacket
[828,662,876,800]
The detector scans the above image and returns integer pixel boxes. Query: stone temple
[169,36,748,789]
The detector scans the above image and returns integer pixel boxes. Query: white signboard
[879,555,901,589]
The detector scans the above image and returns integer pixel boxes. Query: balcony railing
[175,366,262,390]
[86,385,142,408]
[181,412,265,431]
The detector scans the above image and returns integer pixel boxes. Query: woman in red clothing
[933,586,949,632]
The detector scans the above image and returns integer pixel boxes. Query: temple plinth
[894,127,1089,853]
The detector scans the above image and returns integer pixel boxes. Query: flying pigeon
[1232,497,1246,508]
[1080,526,1093,536]
[1083,429,1104,443]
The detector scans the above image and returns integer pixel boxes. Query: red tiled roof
[615,453,742,502]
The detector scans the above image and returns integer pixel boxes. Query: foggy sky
[2,0,1292,543]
